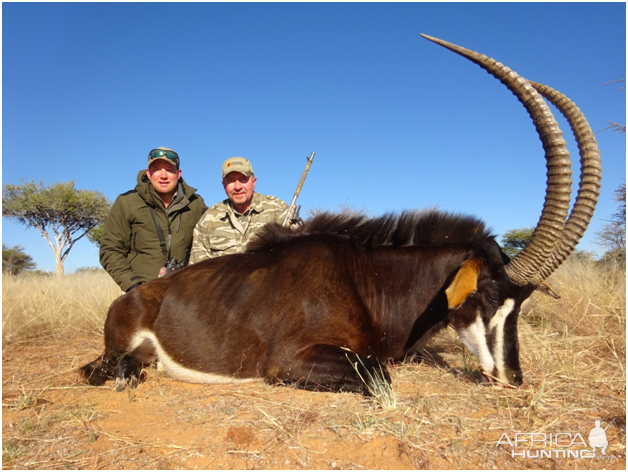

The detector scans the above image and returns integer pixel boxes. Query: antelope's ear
[446,258,483,309]
[536,281,561,299]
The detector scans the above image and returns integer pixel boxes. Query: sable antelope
[81,35,601,394]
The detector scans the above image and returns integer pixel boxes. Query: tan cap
[148,147,180,166]
[222,157,254,178]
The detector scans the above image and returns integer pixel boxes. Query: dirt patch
[2,331,625,470]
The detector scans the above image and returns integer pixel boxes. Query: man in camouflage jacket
[189,157,289,262]
[100,147,206,291]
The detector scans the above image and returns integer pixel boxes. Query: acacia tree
[596,78,626,260]
[2,180,111,276]
[500,227,534,258]
[596,182,626,262]
[2,243,36,275]
[87,221,105,247]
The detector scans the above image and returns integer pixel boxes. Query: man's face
[223,171,257,211]
[147,160,181,197]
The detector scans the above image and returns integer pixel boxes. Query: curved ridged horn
[420,34,573,286]
[524,81,602,284]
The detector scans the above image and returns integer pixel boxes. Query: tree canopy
[2,244,36,275]
[500,227,534,258]
[2,180,111,276]
[596,181,626,263]
[87,221,105,247]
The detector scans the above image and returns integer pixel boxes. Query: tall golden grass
[522,259,625,374]
[2,271,121,348]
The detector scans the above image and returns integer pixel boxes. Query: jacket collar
[224,192,264,218]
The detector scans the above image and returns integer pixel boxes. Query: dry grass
[520,259,625,391]
[2,271,121,348]
[1,259,626,469]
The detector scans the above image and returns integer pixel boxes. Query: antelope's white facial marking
[488,299,515,382]
[457,299,516,384]
[457,314,494,375]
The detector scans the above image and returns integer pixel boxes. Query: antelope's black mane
[247,210,495,252]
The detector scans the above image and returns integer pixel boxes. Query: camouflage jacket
[189,192,288,263]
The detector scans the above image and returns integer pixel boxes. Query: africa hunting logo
[495,419,618,460]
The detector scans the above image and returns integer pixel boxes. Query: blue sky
[2,2,626,273]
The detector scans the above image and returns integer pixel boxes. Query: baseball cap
[222,157,254,178]
[148,147,180,167]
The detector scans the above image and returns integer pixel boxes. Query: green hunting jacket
[100,170,207,292]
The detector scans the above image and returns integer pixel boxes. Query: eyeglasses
[148,149,179,162]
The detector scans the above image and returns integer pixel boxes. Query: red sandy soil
[3,336,625,470]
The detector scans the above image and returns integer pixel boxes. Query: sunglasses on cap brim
[148,149,179,162]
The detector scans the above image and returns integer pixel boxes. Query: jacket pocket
[209,236,238,257]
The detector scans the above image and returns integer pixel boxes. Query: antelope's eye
[487,294,499,304]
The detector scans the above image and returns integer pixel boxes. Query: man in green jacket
[100,147,207,292]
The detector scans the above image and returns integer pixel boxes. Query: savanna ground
[2,259,626,470]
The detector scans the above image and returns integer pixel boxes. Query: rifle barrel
[282,152,315,226]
